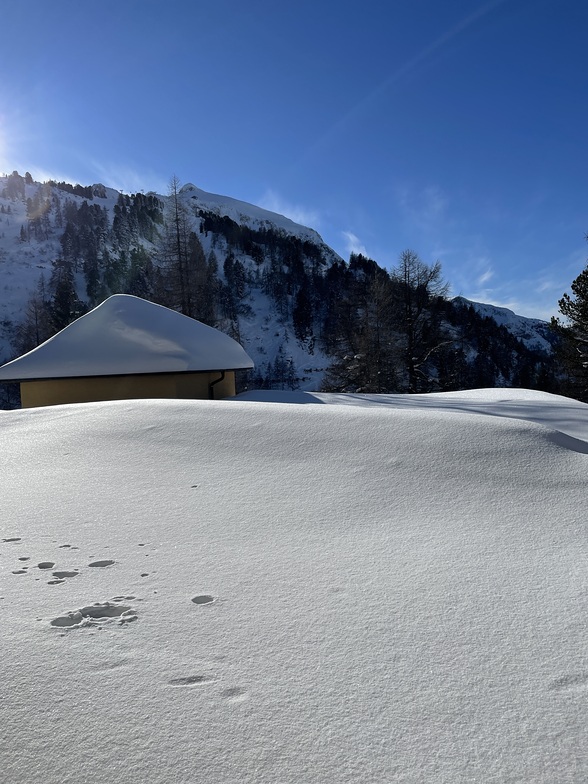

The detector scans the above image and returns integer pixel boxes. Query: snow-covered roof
[0,295,254,381]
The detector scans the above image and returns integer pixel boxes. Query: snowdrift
[1,390,587,783]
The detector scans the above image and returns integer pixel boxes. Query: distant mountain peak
[177,183,330,248]
[453,296,554,353]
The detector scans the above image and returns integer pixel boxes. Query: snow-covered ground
[1,388,587,783]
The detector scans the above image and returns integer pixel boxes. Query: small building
[0,295,254,408]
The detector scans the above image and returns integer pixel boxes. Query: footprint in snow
[549,673,588,692]
[168,675,213,687]
[88,559,115,568]
[50,602,137,628]
[222,686,248,702]
[192,595,215,605]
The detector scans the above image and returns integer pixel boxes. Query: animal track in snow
[168,675,212,687]
[89,658,131,673]
[52,570,79,579]
[549,673,588,692]
[88,559,115,568]
[50,602,137,628]
[191,595,215,605]
[2,537,21,543]
[222,686,248,702]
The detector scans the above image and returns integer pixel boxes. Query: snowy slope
[180,183,331,248]
[454,295,554,353]
[0,174,335,388]
[1,389,587,783]
[0,180,122,361]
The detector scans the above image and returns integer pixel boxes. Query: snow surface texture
[1,389,587,783]
[0,294,254,380]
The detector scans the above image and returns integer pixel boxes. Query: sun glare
[0,112,18,177]
[0,118,8,174]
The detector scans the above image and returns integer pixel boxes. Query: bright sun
[0,115,12,175]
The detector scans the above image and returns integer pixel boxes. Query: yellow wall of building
[20,371,236,408]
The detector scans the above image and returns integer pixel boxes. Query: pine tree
[14,275,54,353]
[185,232,208,321]
[49,258,85,331]
[322,259,398,393]
[390,250,450,393]
[157,175,194,315]
[293,279,314,346]
[551,262,588,400]
[126,246,155,299]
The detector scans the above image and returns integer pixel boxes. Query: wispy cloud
[396,183,449,236]
[0,155,82,189]
[86,159,168,195]
[449,253,569,321]
[27,165,84,185]
[342,231,368,257]
[258,189,321,229]
[477,267,494,286]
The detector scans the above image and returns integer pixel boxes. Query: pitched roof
[0,295,254,381]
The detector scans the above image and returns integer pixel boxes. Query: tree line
[4,173,573,399]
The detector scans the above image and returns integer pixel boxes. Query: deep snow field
[1,388,587,783]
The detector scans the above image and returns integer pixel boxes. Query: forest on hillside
[0,171,572,407]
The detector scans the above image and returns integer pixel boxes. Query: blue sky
[1,0,587,319]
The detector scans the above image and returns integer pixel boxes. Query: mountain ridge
[0,170,559,403]
[452,296,554,354]
[179,183,334,250]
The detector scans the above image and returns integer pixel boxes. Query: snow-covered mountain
[0,172,338,390]
[179,183,327,246]
[0,178,122,351]
[453,296,554,353]
[0,170,559,400]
